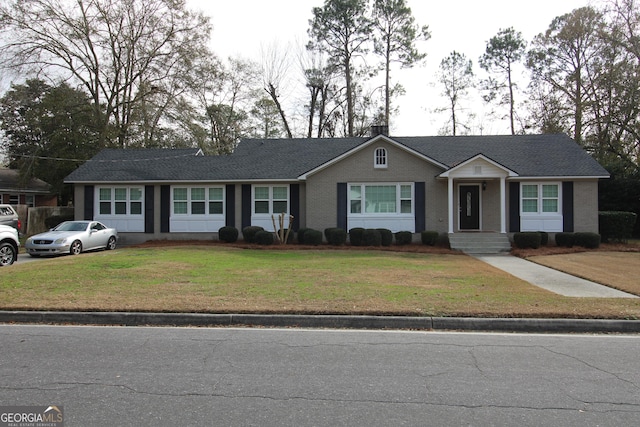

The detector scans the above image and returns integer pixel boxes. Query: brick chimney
[370,125,389,137]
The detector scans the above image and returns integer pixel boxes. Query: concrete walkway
[474,254,638,298]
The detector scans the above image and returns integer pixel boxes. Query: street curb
[1,311,639,333]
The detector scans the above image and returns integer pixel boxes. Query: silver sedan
[25,221,118,257]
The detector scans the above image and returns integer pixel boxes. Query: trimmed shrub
[538,231,549,246]
[255,230,274,245]
[349,227,365,246]
[242,226,264,243]
[362,229,382,246]
[325,227,347,246]
[437,233,451,249]
[599,211,637,242]
[297,228,310,244]
[574,232,601,249]
[304,228,323,246]
[377,228,393,246]
[421,230,439,246]
[276,229,295,244]
[45,215,74,229]
[218,226,239,243]
[555,232,575,248]
[513,232,541,249]
[395,231,413,245]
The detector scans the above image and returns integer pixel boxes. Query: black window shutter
[509,182,520,233]
[290,184,300,231]
[225,184,235,227]
[337,183,347,230]
[563,182,574,232]
[144,185,154,233]
[241,184,251,230]
[414,182,426,232]
[83,185,94,220]
[160,185,170,233]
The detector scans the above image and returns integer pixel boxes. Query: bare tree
[308,0,372,137]
[260,42,293,138]
[437,51,474,135]
[0,0,212,148]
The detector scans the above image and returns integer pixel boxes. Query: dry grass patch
[3,246,640,319]
[528,252,640,296]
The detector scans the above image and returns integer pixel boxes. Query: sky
[188,0,593,136]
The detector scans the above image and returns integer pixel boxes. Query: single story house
[0,168,56,207]
[64,133,609,248]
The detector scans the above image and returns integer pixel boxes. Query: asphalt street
[1,325,639,426]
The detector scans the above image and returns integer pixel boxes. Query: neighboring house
[0,168,56,207]
[64,133,609,247]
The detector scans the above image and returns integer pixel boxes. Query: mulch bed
[130,239,640,258]
[128,239,462,255]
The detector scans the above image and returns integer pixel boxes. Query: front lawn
[2,246,639,319]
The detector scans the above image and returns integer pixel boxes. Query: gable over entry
[439,155,518,234]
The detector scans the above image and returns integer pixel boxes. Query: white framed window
[374,147,387,168]
[95,186,145,232]
[520,183,560,215]
[520,182,562,232]
[98,186,143,216]
[172,186,225,216]
[347,183,414,232]
[349,183,413,215]
[253,185,289,215]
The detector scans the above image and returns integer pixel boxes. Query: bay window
[349,184,413,215]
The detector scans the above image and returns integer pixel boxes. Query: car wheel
[106,236,117,250]
[70,240,83,255]
[0,242,17,266]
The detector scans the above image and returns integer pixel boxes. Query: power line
[12,152,201,163]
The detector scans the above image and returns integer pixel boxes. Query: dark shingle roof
[64,134,609,183]
[0,168,52,192]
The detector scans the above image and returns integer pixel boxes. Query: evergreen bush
[242,226,264,243]
[304,228,323,246]
[421,231,439,246]
[45,215,74,229]
[377,228,393,246]
[349,227,365,246]
[324,227,347,246]
[513,232,541,249]
[555,232,575,248]
[599,211,637,242]
[395,231,413,245]
[574,232,601,249]
[255,230,274,245]
[538,231,549,246]
[218,226,239,243]
[362,229,382,246]
[297,228,310,244]
[276,229,295,244]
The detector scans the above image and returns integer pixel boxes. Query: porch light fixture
[482,181,487,191]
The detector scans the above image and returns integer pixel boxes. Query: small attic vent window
[374,147,387,169]
[474,165,482,175]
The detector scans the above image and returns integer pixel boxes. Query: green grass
[3,246,640,318]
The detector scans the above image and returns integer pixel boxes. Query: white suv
[0,224,19,266]
[0,204,20,230]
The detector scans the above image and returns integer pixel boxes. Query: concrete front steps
[448,233,512,254]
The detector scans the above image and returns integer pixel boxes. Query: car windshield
[55,222,89,232]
